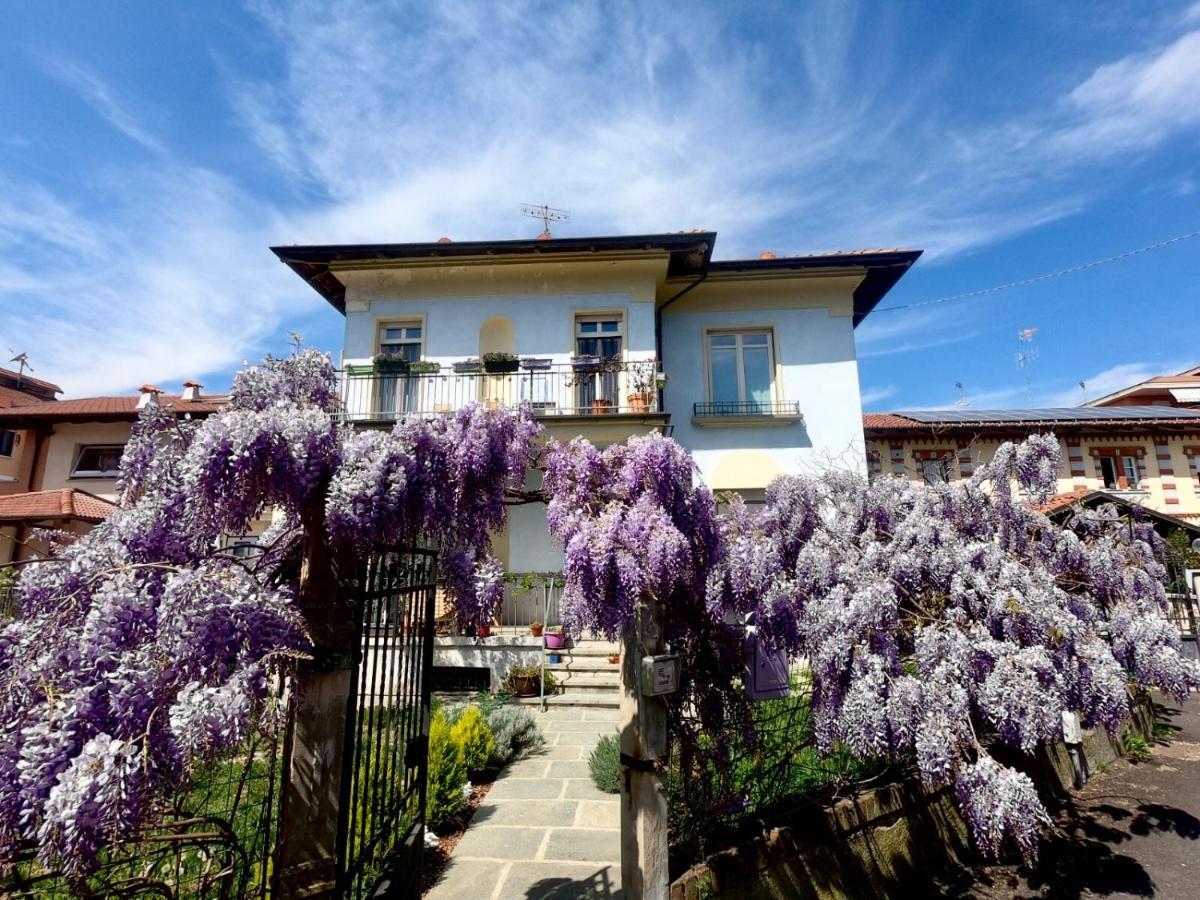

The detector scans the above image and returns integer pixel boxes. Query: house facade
[863,406,1200,522]
[0,383,225,563]
[274,231,921,586]
[0,367,61,496]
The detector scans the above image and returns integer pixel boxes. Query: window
[708,330,774,411]
[377,322,423,362]
[920,456,953,485]
[574,315,623,412]
[0,430,15,458]
[1095,449,1141,489]
[71,445,124,478]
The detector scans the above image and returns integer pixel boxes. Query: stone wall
[670,691,1157,899]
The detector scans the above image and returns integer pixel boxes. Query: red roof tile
[0,489,116,523]
[1036,488,1092,515]
[862,413,920,429]
[0,395,226,421]
[0,367,61,396]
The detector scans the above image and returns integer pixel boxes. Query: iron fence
[692,400,802,418]
[336,363,661,423]
[337,547,438,899]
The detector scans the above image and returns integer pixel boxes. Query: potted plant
[544,626,566,650]
[627,359,659,414]
[530,621,544,637]
[453,358,482,374]
[482,352,520,374]
[508,665,541,697]
[591,399,614,415]
[548,651,561,664]
[373,352,411,373]
[477,622,492,638]
[571,354,600,370]
[608,653,620,665]
[521,357,553,371]
[409,360,442,374]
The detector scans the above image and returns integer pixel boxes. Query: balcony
[337,361,665,424]
[691,400,803,428]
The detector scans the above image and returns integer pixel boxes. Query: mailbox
[744,629,790,701]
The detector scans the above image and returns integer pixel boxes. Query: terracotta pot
[627,392,653,414]
[512,674,540,697]
[544,632,566,650]
[591,399,614,415]
[608,654,620,665]
[530,623,544,637]
[477,624,492,638]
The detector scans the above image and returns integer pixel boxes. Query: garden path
[427,706,623,899]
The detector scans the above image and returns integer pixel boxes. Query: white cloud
[1041,359,1194,407]
[860,385,898,407]
[38,55,167,155]
[855,307,982,359]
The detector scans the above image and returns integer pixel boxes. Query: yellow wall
[0,429,35,495]
[866,432,1200,519]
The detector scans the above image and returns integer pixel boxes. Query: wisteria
[0,351,538,877]
[545,430,1200,860]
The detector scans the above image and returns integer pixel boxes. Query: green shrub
[487,705,545,767]
[451,706,496,774]
[427,709,467,829]
[589,733,621,794]
[1123,734,1152,762]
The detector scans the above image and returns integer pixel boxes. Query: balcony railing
[693,401,802,417]
[337,362,663,423]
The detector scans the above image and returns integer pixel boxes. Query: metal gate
[336,547,438,898]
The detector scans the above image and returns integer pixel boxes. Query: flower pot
[544,632,566,650]
[530,623,544,637]
[608,654,620,665]
[512,674,540,697]
[548,652,561,664]
[627,392,654,414]
[591,399,613,415]
[571,355,600,370]
[477,624,491,638]
[453,360,482,374]
[375,360,410,374]
[409,362,442,375]
[521,357,552,371]
[483,358,520,374]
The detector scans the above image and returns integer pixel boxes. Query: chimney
[137,384,163,409]
[182,379,203,402]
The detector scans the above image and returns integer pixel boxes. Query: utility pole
[619,593,670,899]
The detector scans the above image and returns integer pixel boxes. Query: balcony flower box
[373,354,410,373]
[452,359,482,374]
[408,361,442,374]
[482,352,520,374]
[571,355,600,370]
[520,357,553,371]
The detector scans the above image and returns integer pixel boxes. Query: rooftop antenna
[521,204,570,239]
[7,350,32,387]
[1016,327,1039,406]
[954,381,969,408]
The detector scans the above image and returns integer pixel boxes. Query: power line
[873,227,1200,315]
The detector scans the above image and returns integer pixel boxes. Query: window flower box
[373,354,410,373]
[482,352,520,374]
[521,357,553,371]
[408,361,442,374]
[452,359,482,374]
[571,355,600,370]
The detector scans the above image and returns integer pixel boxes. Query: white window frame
[705,328,778,404]
[71,444,125,479]
[573,313,624,348]
[376,320,425,359]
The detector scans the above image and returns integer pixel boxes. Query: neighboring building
[1083,363,1200,409]
[863,406,1200,521]
[0,367,61,496]
[0,382,224,563]
[273,230,921,589]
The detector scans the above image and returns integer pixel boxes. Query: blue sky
[1,0,1198,407]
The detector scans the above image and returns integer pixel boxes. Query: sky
[1,0,1198,408]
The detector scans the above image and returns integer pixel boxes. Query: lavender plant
[544,431,1200,861]
[0,351,538,878]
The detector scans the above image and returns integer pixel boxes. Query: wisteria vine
[543,430,1200,860]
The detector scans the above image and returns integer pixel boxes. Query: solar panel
[896,406,1200,424]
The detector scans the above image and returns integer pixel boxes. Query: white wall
[661,304,866,490]
[41,422,133,502]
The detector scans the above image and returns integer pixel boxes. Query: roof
[0,489,116,523]
[0,395,226,426]
[863,406,1200,432]
[271,232,921,325]
[1038,489,1200,536]
[1084,364,1200,407]
[0,367,61,399]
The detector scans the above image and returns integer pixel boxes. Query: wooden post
[619,593,669,899]
[275,500,357,898]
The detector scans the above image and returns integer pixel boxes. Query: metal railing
[336,363,661,423]
[693,400,802,418]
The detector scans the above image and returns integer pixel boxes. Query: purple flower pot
[544,632,566,650]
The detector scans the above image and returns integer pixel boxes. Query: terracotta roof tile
[0,489,116,523]
[0,367,61,396]
[0,385,49,408]
[862,413,920,429]
[1036,488,1092,514]
[0,395,226,420]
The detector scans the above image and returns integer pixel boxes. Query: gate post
[275,501,358,898]
[619,593,670,899]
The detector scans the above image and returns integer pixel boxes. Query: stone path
[428,707,622,899]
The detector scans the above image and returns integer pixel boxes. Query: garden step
[553,645,621,658]
[509,693,619,710]
[548,670,621,685]
[543,659,621,673]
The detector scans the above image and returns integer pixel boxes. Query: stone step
[547,670,620,685]
[543,658,621,673]
[509,692,619,710]
[550,646,621,658]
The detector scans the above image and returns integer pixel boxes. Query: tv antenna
[7,350,33,387]
[521,204,570,238]
[954,381,969,408]
[1015,327,1039,405]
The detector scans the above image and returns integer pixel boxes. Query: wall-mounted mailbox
[640,654,680,696]
[745,630,790,701]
